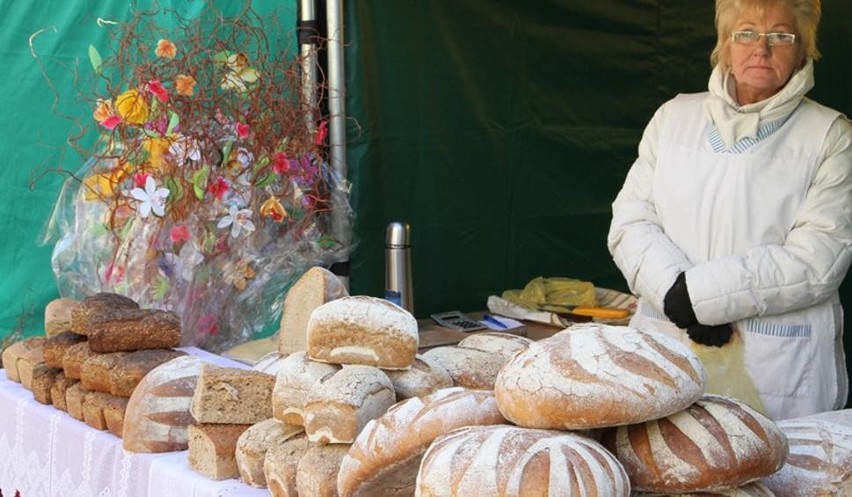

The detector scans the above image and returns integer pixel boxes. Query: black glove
[663,272,697,329]
[686,323,733,347]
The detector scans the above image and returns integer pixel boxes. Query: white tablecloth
[0,348,267,497]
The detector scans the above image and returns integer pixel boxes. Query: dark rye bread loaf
[416,425,630,496]
[87,308,181,353]
[71,292,139,335]
[762,419,852,496]
[43,331,87,368]
[495,323,707,430]
[601,394,788,493]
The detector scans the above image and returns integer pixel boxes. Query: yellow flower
[115,89,149,125]
[142,137,171,171]
[260,196,287,222]
[155,39,177,59]
[82,162,132,200]
[175,74,196,96]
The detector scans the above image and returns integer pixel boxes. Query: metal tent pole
[298,0,318,133]
[325,0,351,285]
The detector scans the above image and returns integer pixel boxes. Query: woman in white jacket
[608,0,852,420]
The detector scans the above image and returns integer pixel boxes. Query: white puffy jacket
[607,61,852,419]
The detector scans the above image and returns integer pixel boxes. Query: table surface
[0,348,266,497]
[417,311,563,349]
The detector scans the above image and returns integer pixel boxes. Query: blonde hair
[710,0,821,69]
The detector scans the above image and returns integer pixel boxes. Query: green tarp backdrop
[3,0,852,404]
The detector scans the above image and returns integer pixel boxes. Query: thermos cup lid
[386,222,411,248]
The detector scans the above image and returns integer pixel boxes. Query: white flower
[130,176,170,218]
[168,134,201,164]
[217,204,256,238]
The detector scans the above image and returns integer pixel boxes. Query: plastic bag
[691,330,768,417]
[502,276,598,312]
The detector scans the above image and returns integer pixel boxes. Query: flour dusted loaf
[601,394,787,493]
[122,355,208,453]
[495,324,706,429]
[635,481,775,496]
[2,337,45,383]
[271,351,341,425]
[279,266,348,355]
[456,331,532,359]
[263,435,310,497]
[421,345,506,389]
[70,292,139,334]
[43,331,87,368]
[45,297,80,337]
[188,423,251,480]
[384,355,453,401]
[253,351,288,375]
[762,418,852,496]
[235,418,304,488]
[304,364,395,444]
[338,387,506,497]
[307,295,418,369]
[190,364,275,424]
[296,444,350,497]
[87,308,181,353]
[416,424,630,497]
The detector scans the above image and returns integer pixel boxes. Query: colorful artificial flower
[115,89,150,125]
[133,172,149,187]
[175,74,196,96]
[207,176,230,201]
[155,39,177,59]
[129,175,170,218]
[272,151,290,174]
[217,204,256,238]
[169,224,191,243]
[146,79,169,103]
[260,196,287,222]
[236,122,250,139]
[221,52,259,92]
[315,120,328,145]
[221,259,256,290]
[168,134,202,163]
[82,162,131,200]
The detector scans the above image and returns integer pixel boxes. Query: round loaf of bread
[272,351,341,426]
[297,444,350,497]
[307,296,418,369]
[601,394,788,493]
[384,355,453,401]
[762,419,852,496]
[456,332,532,359]
[337,387,506,497]
[122,355,208,453]
[263,434,309,497]
[420,346,505,390]
[236,418,304,488]
[495,324,706,429]
[415,424,630,496]
[253,352,288,375]
[634,481,775,497]
[44,298,80,338]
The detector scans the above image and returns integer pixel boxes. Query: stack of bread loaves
[420,322,785,496]
[2,293,186,438]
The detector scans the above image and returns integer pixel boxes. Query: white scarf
[703,59,814,148]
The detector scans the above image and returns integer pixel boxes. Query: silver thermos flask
[385,222,414,313]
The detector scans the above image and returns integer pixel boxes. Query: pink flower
[198,315,219,336]
[101,115,122,130]
[146,80,169,103]
[272,151,290,174]
[315,120,328,145]
[235,122,250,139]
[105,262,125,284]
[133,172,149,188]
[207,176,229,201]
[170,224,190,243]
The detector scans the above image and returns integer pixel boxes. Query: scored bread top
[494,323,706,430]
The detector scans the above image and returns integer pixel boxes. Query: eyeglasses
[731,31,797,46]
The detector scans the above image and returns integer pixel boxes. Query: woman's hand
[686,323,733,347]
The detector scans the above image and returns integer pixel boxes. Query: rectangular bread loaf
[87,309,181,353]
[108,348,187,397]
[62,341,96,380]
[66,382,93,421]
[83,391,129,432]
[2,337,46,383]
[188,423,251,480]
[31,364,63,404]
[18,347,47,390]
[81,351,129,393]
[43,330,87,368]
[50,372,78,412]
[71,292,139,335]
[190,364,275,424]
